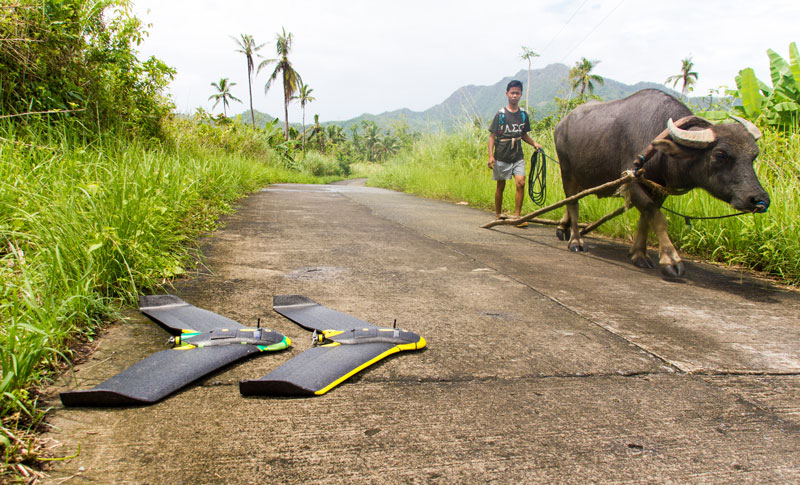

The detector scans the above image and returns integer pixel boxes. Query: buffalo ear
[652,139,691,159]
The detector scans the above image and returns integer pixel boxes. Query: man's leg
[495,180,506,218]
[513,174,525,217]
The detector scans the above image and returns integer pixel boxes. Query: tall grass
[369,122,800,286]
[0,119,325,424]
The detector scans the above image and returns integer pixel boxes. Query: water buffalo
[553,89,769,277]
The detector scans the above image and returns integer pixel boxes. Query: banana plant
[729,42,800,130]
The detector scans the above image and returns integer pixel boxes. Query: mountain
[238,63,682,132]
[332,63,680,132]
[233,110,278,127]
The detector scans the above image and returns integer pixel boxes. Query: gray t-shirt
[489,108,530,162]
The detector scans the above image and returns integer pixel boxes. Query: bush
[300,151,345,177]
[0,0,175,138]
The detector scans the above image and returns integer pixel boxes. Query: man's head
[506,80,523,108]
[506,80,523,93]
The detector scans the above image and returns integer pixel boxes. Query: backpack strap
[496,108,506,136]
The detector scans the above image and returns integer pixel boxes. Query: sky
[130,0,799,123]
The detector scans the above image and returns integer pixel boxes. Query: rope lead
[528,148,549,206]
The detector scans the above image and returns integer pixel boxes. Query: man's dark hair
[506,80,523,92]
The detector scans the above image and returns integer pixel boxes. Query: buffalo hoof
[660,261,685,278]
[632,255,656,269]
[568,241,587,252]
[556,228,571,241]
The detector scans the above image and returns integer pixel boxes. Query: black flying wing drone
[239,295,426,396]
[60,295,290,407]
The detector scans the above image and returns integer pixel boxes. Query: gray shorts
[493,159,526,181]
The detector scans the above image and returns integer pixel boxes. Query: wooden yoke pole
[580,205,628,235]
[481,171,637,229]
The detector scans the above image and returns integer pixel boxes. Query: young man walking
[488,80,542,222]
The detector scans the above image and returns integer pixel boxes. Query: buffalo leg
[648,209,684,277]
[566,201,585,251]
[560,177,586,251]
[556,160,572,241]
[627,182,681,275]
[629,213,656,269]
[556,211,571,241]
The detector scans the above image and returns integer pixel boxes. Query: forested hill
[242,63,679,132]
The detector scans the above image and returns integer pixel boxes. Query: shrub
[0,0,175,138]
[300,151,344,177]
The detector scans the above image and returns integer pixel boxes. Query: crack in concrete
[689,370,800,377]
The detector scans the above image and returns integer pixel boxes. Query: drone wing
[138,294,248,334]
[60,345,265,406]
[272,294,379,332]
[240,295,425,396]
[240,342,404,396]
[60,295,288,407]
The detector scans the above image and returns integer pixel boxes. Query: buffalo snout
[731,188,770,213]
[752,194,770,213]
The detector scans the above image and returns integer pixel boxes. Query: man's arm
[488,132,496,168]
[522,133,542,150]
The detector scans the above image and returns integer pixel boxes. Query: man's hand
[521,133,541,151]
[488,156,495,169]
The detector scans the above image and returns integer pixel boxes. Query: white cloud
[131,0,799,122]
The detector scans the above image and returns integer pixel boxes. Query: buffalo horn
[729,114,762,140]
[667,118,716,148]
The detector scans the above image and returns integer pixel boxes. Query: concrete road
[44,180,800,483]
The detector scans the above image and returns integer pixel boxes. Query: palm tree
[327,124,346,146]
[258,27,303,140]
[665,56,699,100]
[291,83,315,150]
[349,124,362,155]
[360,120,380,162]
[307,114,326,150]
[520,46,540,109]
[381,133,402,158]
[232,34,265,127]
[569,57,604,95]
[208,78,242,117]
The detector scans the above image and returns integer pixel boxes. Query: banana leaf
[735,68,763,119]
[789,42,800,91]
[773,101,800,113]
[773,101,800,128]
[768,48,792,90]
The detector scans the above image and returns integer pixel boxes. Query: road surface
[45,180,800,482]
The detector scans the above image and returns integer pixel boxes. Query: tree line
[208,27,417,165]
